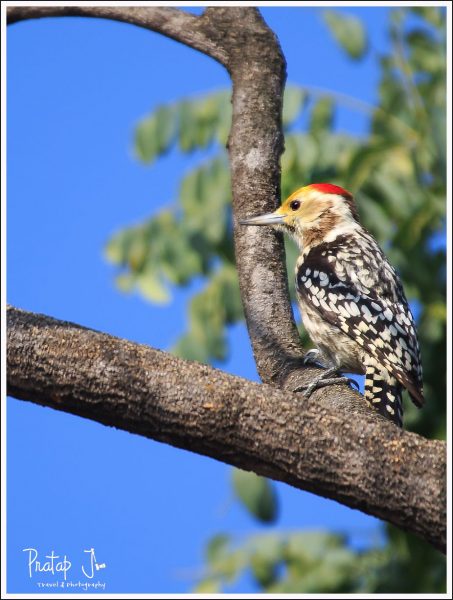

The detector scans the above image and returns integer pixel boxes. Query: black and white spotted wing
[297,245,424,407]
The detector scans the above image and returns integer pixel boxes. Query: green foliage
[173,264,243,362]
[231,468,278,524]
[135,91,232,162]
[194,530,446,594]
[309,97,335,135]
[195,528,445,593]
[282,86,307,126]
[105,6,446,593]
[323,10,368,59]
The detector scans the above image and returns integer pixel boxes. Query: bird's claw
[302,375,351,398]
[294,364,359,398]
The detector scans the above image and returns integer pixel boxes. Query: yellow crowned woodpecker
[240,183,424,428]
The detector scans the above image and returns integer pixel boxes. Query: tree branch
[7,306,446,553]
[7,6,229,64]
[218,9,307,387]
[7,5,308,391]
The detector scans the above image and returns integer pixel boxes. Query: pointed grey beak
[239,213,285,226]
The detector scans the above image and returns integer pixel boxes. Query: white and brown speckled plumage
[295,229,423,427]
[241,183,424,427]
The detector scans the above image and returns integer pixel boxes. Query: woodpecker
[240,183,424,427]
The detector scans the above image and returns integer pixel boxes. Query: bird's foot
[294,365,359,398]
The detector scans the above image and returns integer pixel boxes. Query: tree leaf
[172,333,209,363]
[206,534,231,566]
[345,140,396,190]
[134,105,177,163]
[231,468,278,523]
[323,10,368,60]
[309,97,334,134]
[135,114,158,163]
[193,578,222,593]
[114,272,135,293]
[136,272,170,304]
[410,6,443,27]
[282,86,307,127]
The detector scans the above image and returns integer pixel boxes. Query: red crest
[308,183,352,198]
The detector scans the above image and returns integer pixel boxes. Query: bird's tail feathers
[364,365,403,427]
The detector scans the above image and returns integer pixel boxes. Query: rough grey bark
[7,5,307,390]
[7,306,446,553]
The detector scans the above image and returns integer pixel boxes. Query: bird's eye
[290,200,301,211]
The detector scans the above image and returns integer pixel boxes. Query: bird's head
[240,183,359,249]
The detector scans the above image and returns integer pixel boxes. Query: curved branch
[7,6,229,64]
[7,4,307,390]
[7,306,446,553]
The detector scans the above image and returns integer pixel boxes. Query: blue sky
[7,6,394,594]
